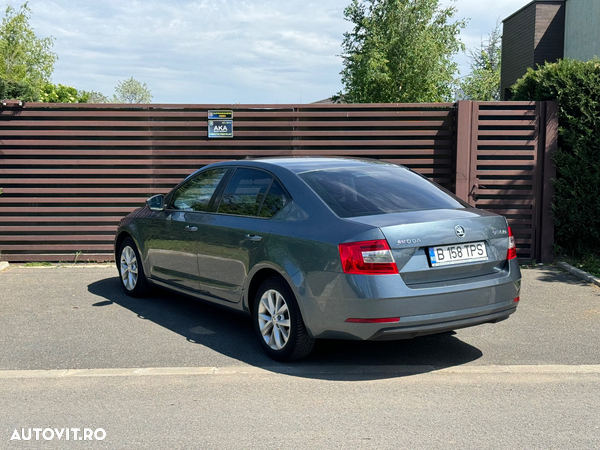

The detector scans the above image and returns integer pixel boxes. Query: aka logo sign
[209,119,233,138]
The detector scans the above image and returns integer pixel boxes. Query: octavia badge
[455,225,466,238]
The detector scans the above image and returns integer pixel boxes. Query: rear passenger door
[197,167,291,303]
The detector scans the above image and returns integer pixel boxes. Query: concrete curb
[0,365,599,379]
[557,261,600,287]
[0,261,9,272]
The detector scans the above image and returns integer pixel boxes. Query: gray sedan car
[115,158,521,361]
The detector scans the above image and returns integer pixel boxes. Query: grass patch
[562,254,600,278]
[23,262,54,267]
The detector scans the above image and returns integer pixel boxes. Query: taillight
[507,227,517,260]
[338,240,398,275]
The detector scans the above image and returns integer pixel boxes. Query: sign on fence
[208,110,233,138]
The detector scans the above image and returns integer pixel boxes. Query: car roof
[218,157,400,174]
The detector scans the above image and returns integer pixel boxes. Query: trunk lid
[346,208,511,287]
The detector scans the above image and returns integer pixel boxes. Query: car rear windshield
[298,165,466,218]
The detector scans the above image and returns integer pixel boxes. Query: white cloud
[7,0,535,103]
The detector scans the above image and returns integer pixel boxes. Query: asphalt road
[1,265,599,370]
[0,265,599,449]
[2,370,599,449]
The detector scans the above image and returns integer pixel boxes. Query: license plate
[428,242,488,267]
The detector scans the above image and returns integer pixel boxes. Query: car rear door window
[169,168,229,212]
[217,168,272,217]
[217,168,289,218]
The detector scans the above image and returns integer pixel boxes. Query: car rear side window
[298,165,465,218]
[170,168,228,211]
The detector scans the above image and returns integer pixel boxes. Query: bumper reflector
[514,297,520,302]
[345,317,400,324]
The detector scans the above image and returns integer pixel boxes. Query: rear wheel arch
[252,276,315,361]
[247,268,287,316]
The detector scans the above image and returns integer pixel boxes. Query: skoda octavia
[115,158,521,361]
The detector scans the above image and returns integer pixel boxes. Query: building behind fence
[0,101,557,263]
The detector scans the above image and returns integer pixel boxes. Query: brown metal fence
[455,101,558,262]
[0,101,556,263]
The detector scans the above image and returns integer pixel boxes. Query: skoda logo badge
[455,225,466,238]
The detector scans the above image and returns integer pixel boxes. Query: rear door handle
[185,226,198,232]
[245,234,262,242]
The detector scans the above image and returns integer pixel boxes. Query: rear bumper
[308,296,519,341]
[368,304,516,341]
[297,260,521,341]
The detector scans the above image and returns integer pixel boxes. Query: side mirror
[146,194,165,212]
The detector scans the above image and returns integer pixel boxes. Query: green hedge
[511,59,600,256]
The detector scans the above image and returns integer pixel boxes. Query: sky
[5,0,533,104]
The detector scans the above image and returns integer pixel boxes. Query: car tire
[253,278,315,361]
[118,237,149,297]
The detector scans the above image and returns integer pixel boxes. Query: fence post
[455,100,473,203]
[539,101,558,263]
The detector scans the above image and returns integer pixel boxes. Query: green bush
[511,59,600,256]
[0,77,39,101]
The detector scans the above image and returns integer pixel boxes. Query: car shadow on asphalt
[88,276,484,381]
[525,265,599,286]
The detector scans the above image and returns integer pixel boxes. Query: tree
[337,0,466,103]
[85,90,110,103]
[0,3,56,94]
[112,77,153,103]
[459,21,501,101]
[40,83,89,103]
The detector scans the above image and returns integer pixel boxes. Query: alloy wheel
[120,245,138,291]
[257,289,291,350]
